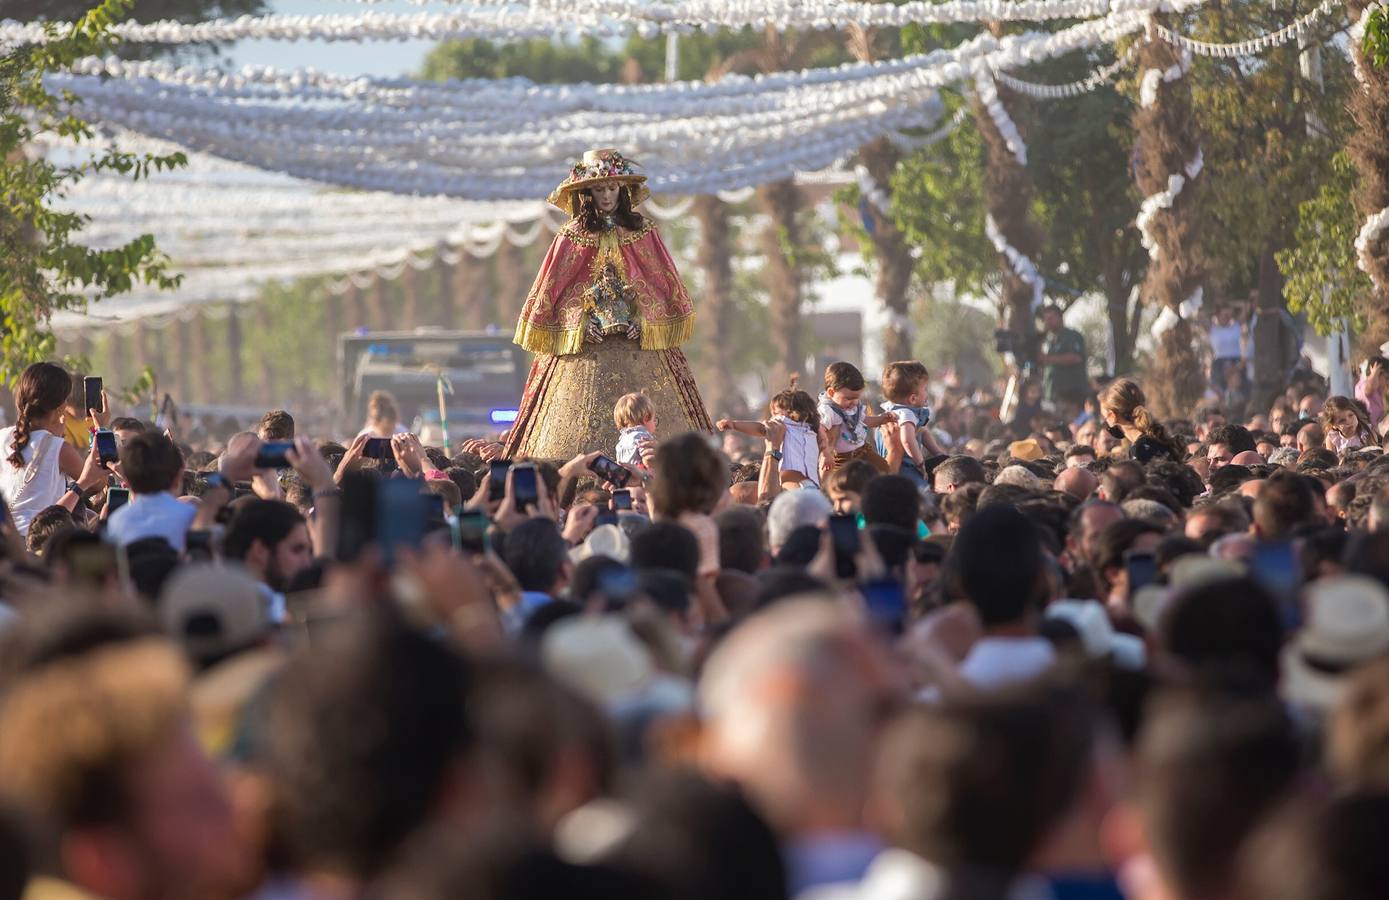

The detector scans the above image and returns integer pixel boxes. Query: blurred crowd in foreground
[2,343,1389,900]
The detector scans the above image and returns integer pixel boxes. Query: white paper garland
[854,165,892,214]
[0,0,1197,47]
[1138,48,1190,108]
[1153,0,1341,60]
[45,11,1167,199]
[974,67,1026,166]
[1355,207,1389,277]
[985,214,1045,309]
[1135,150,1203,261]
[993,46,1135,99]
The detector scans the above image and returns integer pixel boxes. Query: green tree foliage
[1,0,185,386]
[7,0,265,23]
[1276,151,1369,336]
[889,33,1146,371]
[1185,0,1352,298]
[421,37,631,83]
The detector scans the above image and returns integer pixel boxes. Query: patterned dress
[504,216,712,460]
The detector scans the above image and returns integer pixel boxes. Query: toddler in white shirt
[614,391,657,468]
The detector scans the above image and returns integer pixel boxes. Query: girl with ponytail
[1,363,101,535]
[1099,378,1184,463]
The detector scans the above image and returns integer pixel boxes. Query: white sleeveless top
[0,428,66,536]
[775,415,820,486]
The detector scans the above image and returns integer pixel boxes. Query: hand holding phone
[488,459,512,503]
[106,486,131,513]
[94,429,120,466]
[83,376,103,420]
[588,454,631,488]
[362,437,392,460]
[255,441,294,470]
[510,463,540,512]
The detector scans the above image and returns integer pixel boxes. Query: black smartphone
[107,486,130,513]
[186,529,215,558]
[828,513,860,580]
[1124,550,1158,598]
[862,578,907,635]
[255,441,293,469]
[511,463,540,511]
[488,459,512,502]
[94,429,119,465]
[375,477,431,566]
[589,453,631,488]
[83,376,103,416]
[335,471,432,566]
[612,488,634,511]
[336,472,376,563]
[1252,540,1302,631]
[456,510,490,555]
[362,437,392,460]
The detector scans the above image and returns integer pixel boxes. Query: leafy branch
[1,0,185,386]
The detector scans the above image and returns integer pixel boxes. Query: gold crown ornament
[547,148,651,216]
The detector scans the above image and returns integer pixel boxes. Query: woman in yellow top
[504,149,712,460]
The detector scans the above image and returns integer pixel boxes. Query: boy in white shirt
[875,360,945,486]
[817,362,892,476]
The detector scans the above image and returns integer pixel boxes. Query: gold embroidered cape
[512,218,695,356]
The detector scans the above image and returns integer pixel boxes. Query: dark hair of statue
[576,184,645,233]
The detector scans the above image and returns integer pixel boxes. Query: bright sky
[223,0,439,77]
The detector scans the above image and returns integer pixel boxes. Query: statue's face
[591,181,621,213]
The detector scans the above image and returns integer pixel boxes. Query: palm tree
[846,24,916,365]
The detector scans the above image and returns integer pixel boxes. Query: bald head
[1237,479,1265,499]
[1231,450,1264,467]
[699,600,895,834]
[729,481,759,506]
[1055,466,1098,502]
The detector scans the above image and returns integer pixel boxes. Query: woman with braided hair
[1099,378,1184,464]
[0,363,106,535]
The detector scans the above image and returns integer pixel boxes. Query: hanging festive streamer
[1152,0,1341,59]
[1138,48,1190,107]
[985,214,1045,310]
[854,165,892,214]
[888,106,969,149]
[1,0,1201,47]
[993,46,1135,99]
[1134,150,1204,261]
[1150,286,1203,336]
[973,67,1026,166]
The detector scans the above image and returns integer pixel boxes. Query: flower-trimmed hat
[547,148,650,216]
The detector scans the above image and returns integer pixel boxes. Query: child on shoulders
[614,392,657,468]
[875,360,945,486]
[717,382,823,487]
[817,362,892,476]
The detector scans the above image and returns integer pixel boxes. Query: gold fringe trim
[515,312,694,355]
[514,320,586,356]
[640,313,694,351]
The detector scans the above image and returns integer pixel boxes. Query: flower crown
[570,150,637,182]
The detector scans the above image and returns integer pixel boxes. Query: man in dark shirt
[1038,305,1088,419]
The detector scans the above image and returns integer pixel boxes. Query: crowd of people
[3,324,1389,900]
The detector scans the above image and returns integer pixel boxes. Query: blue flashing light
[489,408,520,425]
